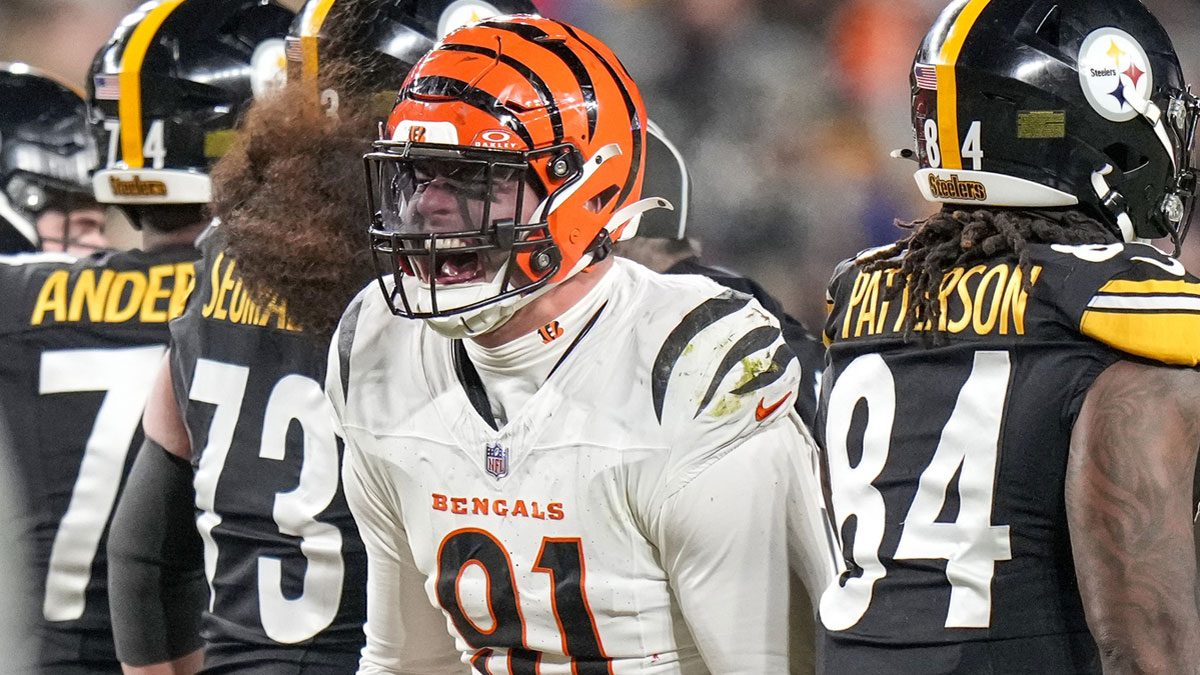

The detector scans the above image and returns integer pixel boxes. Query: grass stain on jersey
[707,355,772,418]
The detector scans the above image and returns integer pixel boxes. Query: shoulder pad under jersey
[1029,242,1200,366]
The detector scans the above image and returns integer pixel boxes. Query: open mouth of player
[410,238,490,285]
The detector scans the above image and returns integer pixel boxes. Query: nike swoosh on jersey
[755,392,791,421]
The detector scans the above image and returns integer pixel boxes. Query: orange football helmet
[365,14,668,337]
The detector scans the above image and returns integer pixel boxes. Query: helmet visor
[365,141,554,317]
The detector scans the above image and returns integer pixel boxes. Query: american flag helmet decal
[93,74,121,101]
[914,64,938,90]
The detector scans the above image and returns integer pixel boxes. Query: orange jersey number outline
[436,528,612,673]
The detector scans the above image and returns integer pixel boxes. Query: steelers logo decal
[438,0,505,39]
[1078,28,1153,123]
[250,38,288,98]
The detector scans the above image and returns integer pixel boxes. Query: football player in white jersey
[328,14,836,675]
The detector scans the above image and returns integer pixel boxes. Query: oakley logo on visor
[472,129,523,150]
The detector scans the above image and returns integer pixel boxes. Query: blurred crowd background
[3,0,1198,333]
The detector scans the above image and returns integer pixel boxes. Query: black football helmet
[908,0,1199,249]
[87,0,294,207]
[286,0,539,111]
[0,63,99,253]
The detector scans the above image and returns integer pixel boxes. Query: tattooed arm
[1067,360,1200,675]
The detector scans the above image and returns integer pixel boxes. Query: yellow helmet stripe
[118,0,187,169]
[935,0,992,170]
[300,0,338,85]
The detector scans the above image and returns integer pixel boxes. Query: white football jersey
[328,258,834,675]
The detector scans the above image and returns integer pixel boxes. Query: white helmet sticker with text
[438,0,505,39]
[915,168,1079,207]
[93,169,212,204]
[391,121,460,145]
[1078,28,1153,123]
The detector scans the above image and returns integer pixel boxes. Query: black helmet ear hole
[1034,5,1062,48]
[1104,143,1150,173]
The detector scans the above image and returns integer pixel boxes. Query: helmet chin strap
[1122,85,1177,172]
[561,196,676,279]
[408,257,555,339]
[422,281,562,339]
[1091,164,1139,242]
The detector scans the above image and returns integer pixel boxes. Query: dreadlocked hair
[859,207,1120,338]
[210,60,378,340]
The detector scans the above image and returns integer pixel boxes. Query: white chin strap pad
[411,257,559,339]
[1091,164,1137,242]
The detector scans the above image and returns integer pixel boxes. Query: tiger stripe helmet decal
[390,15,647,266]
[365,15,662,336]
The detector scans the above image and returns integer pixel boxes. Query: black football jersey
[816,242,1200,674]
[168,227,366,673]
[0,245,200,674]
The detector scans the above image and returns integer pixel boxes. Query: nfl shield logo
[485,443,508,479]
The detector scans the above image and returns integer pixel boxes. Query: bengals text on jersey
[329,257,835,674]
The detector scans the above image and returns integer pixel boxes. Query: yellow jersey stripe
[300,0,338,85]
[1094,278,1200,298]
[119,0,186,169]
[935,0,992,170]
[1081,310,1200,366]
